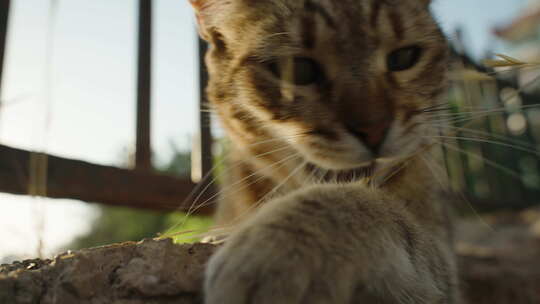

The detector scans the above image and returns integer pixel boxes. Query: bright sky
[0,0,531,261]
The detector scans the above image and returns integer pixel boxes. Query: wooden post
[0,0,10,102]
[135,0,152,171]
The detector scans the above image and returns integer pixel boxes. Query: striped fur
[191,0,460,303]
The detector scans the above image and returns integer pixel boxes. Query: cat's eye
[269,57,323,86]
[387,46,422,72]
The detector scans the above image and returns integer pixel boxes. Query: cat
[189,0,460,303]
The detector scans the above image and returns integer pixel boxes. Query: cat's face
[193,0,448,171]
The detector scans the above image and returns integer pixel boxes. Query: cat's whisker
[418,107,454,114]
[174,134,302,205]
[367,140,438,188]
[166,133,312,236]
[182,145,292,214]
[241,133,309,148]
[426,111,513,125]
[314,167,329,185]
[262,31,291,40]
[418,154,445,187]
[165,143,298,235]
[182,151,300,223]
[425,135,540,156]
[304,163,319,185]
[423,103,540,120]
[436,140,522,180]
[370,145,433,187]
[415,102,453,113]
[368,161,398,187]
[375,160,410,187]
[423,113,496,125]
[226,158,308,227]
[419,153,493,230]
[180,152,302,224]
[422,72,540,124]
[435,125,538,150]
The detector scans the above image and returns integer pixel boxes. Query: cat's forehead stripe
[301,17,316,49]
[300,0,408,44]
[388,10,405,41]
[369,1,383,27]
[304,0,336,29]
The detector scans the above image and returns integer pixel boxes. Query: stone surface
[0,239,215,304]
[2,208,540,303]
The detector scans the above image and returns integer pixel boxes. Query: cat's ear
[189,0,218,41]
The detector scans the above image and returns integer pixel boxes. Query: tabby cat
[190,0,460,303]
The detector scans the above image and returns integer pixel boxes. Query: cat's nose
[345,120,391,154]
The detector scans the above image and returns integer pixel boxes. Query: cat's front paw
[203,224,355,304]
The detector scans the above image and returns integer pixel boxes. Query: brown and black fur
[190,0,460,303]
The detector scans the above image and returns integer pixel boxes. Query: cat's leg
[213,158,279,226]
[204,184,458,304]
[201,158,280,243]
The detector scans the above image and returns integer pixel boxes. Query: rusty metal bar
[0,0,10,101]
[198,38,213,178]
[0,144,214,213]
[135,0,152,171]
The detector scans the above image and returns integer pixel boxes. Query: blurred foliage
[69,147,213,250]
[443,74,540,210]
[69,206,171,249]
[161,212,214,244]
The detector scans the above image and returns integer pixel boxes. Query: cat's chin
[305,162,375,184]
[305,153,412,184]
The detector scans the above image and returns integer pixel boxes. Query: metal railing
[0,2,537,213]
[0,0,215,213]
